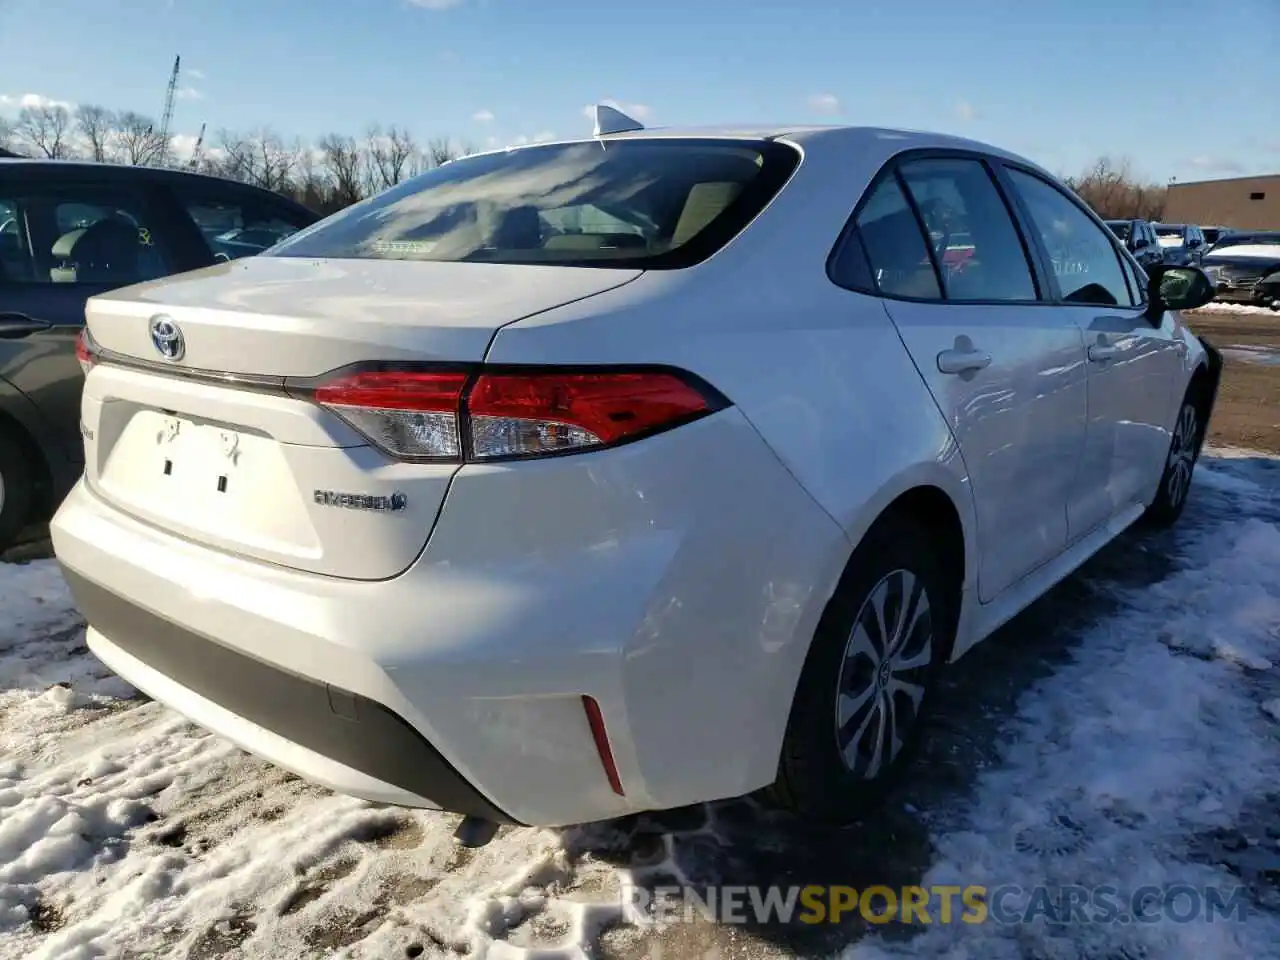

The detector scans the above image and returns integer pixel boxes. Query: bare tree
[318,133,366,208]
[424,136,459,168]
[75,104,117,162]
[292,141,327,211]
[215,128,297,192]
[115,111,165,166]
[365,123,418,192]
[1065,156,1167,221]
[1,93,470,212]
[16,104,74,159]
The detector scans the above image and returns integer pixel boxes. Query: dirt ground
[1183,309,1280,455]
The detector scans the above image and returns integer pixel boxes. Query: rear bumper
[51,408,848,826]
[66,569,514,822]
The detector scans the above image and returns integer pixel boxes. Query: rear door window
[0,182,174,285]
[266,138,800,268]
[897,157,1038,302]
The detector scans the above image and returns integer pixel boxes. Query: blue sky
[1,0,1277,183]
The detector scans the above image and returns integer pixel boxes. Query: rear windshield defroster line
[267,138,801,270]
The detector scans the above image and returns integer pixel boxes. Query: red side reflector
[582,695,624,796]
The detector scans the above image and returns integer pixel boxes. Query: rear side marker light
[582,695,625,796]
[299,365,727,463]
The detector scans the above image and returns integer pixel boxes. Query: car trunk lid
[81,257,641,580]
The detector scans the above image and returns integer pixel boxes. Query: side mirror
[1149,265,1215,314]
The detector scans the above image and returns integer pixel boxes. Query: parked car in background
[1201,225,1232,247]
[1105,218,1165,269]
[1153,223,1208,267]
[0,159,320,549]
[1201,230,1280,310]
[53,115,1222,830]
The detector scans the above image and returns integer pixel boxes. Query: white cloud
[0,93,74,113]
[1188,156,1246,174]
[472,109,494,123]
[408,0,465,8]
[954,100,977,122]
[807,93,841,115]
[581,99,653,123]
[167,132,202,163]
[187,68,206,81]
[507,132,554,148]
[175,87,203,101]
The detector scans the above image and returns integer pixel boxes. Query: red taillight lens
[313,369,470,460]
[302,365,723,462]
[467,370,713,459]
[75,327,98,375]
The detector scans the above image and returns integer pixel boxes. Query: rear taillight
[75,328,99,375]
[314,370,470,460]
[299,365,725,463]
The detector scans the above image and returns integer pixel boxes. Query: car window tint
[169,187,315,261]
[0,184,173,285]
[0,199,34,282]
[898,157,1037,302]
[854,175,941,299]
[266,138,799,269]
[828,225,875,292]
[1005,169,1135,307]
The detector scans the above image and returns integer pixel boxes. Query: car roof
[462,123,1052,176]
[0,158,314,207]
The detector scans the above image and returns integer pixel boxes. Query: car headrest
[51,227,88,260]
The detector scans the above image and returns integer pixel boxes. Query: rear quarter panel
[485,128,980,642]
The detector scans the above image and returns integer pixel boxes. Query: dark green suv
[0,159,319,550]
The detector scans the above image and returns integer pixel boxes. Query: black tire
[0,425,34,554]
[1141,389,1204,528]
[766,514,956,823]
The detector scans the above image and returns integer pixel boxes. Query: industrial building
[1163,174,1280,230]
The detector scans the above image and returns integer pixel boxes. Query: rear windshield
[1155,225,1184,237]
[268,138,799,269]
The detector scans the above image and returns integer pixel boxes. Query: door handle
[1088,343,1118,363]
[937,342,992,375]
[0,313,53,339]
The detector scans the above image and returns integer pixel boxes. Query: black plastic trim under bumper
[60,567,519,824]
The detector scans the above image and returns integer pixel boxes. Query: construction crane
[187,122,206,170]
[156,54,180,167]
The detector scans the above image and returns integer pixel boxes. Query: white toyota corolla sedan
[52,107,1222,830]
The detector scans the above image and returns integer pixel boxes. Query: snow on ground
[1194,302,1278,317]
[2,449,1279,959]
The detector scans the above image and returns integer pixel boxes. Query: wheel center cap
[877,661,892,689]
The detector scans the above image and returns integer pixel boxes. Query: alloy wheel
[834,569,934,780]
[1166,403,1198,508]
